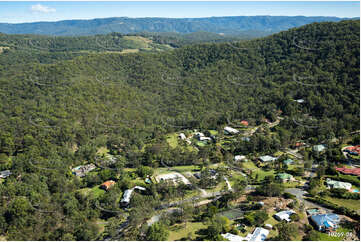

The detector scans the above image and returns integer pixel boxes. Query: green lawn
[253,169,276,181]
[242,161,257,169]
[168,222,208,241]
[208,130,218,135]
[324,196,360,213]
[154,165,199,175]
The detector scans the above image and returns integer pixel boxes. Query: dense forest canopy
[0,20,359,240]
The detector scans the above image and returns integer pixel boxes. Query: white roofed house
[313,144,326,152]
[224,126,239,135]
[259,155,277,163]
[178,133,186,140]
[274,210,296,222]
[221,227,269,241]
[235,155,246,162]
[0,170,11,179]
[120,186,146,206]
[326,178,352,191]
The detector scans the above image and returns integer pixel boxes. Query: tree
[136,165,154,178]
[146,222,169,241]
[256,182,284,197]
[303,230,321,241]
[275,222,298,240]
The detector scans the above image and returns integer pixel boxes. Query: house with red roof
[335,167,360,177]
[240,120,249,126]
[345,145,360,155]
[100,180,116,191]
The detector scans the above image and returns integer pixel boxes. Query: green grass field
[242,161,257,169]
[154,165,199,175]
[168,222,208,241]
[324,196,360,213]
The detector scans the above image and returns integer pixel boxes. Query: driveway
[285,188,332,213]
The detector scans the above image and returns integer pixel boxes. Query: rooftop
[335,167,360,176]
[259,155,276,162]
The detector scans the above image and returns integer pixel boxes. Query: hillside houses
[224,126,239,135]
[335,167,360,176]
[313,144,326,152]
[276,173,294,183]
[72,164,96,177]
[283,158,294,165]
[274,210,296,222]
[259,155,277,163]
[120,186,146,206]
[235,155,247,162]
[240,120,249,126]
[222,227,269,241]
[0,170,11,179]
[100,180,116,191]
[310,213,340,232]
[326,178,352,191]
[156,172,191,185]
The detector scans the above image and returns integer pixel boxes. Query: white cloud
[31,4,56,13]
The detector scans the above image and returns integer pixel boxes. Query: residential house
[248,227,269,241]
[283,159,294,166]
[71,164,96,177]
[335,167,360,177]
[156,172,191,185]
[313,144,326,152]
[224,126,239,135]
[293,141,306,149]
[178,133,186,140]
[274,210,296,222]
[221,233,245,242]
[121,186,146,206]
[276,173,294,183]
[0,170,11,179]
[310,213,340,232]
[326,178,352,190]
[345,145,360,155]
[259,155,277,163]
[100,180,116,191]
[221,227,269,241]
[240,120,249,126]
[235,155,247,162]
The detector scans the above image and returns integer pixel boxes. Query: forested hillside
[0,20,359,240]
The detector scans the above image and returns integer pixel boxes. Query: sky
[0,1,359,23]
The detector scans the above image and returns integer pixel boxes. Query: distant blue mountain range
[0,16,357,36]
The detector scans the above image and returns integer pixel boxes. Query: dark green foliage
[146,222,169,241]
[256,183,285,197]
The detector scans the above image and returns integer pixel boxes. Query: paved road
[285,188,332,213]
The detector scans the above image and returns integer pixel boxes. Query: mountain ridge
[0,15,357,36]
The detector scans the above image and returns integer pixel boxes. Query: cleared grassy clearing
[324,196,360,213]
[168,221,207,241]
